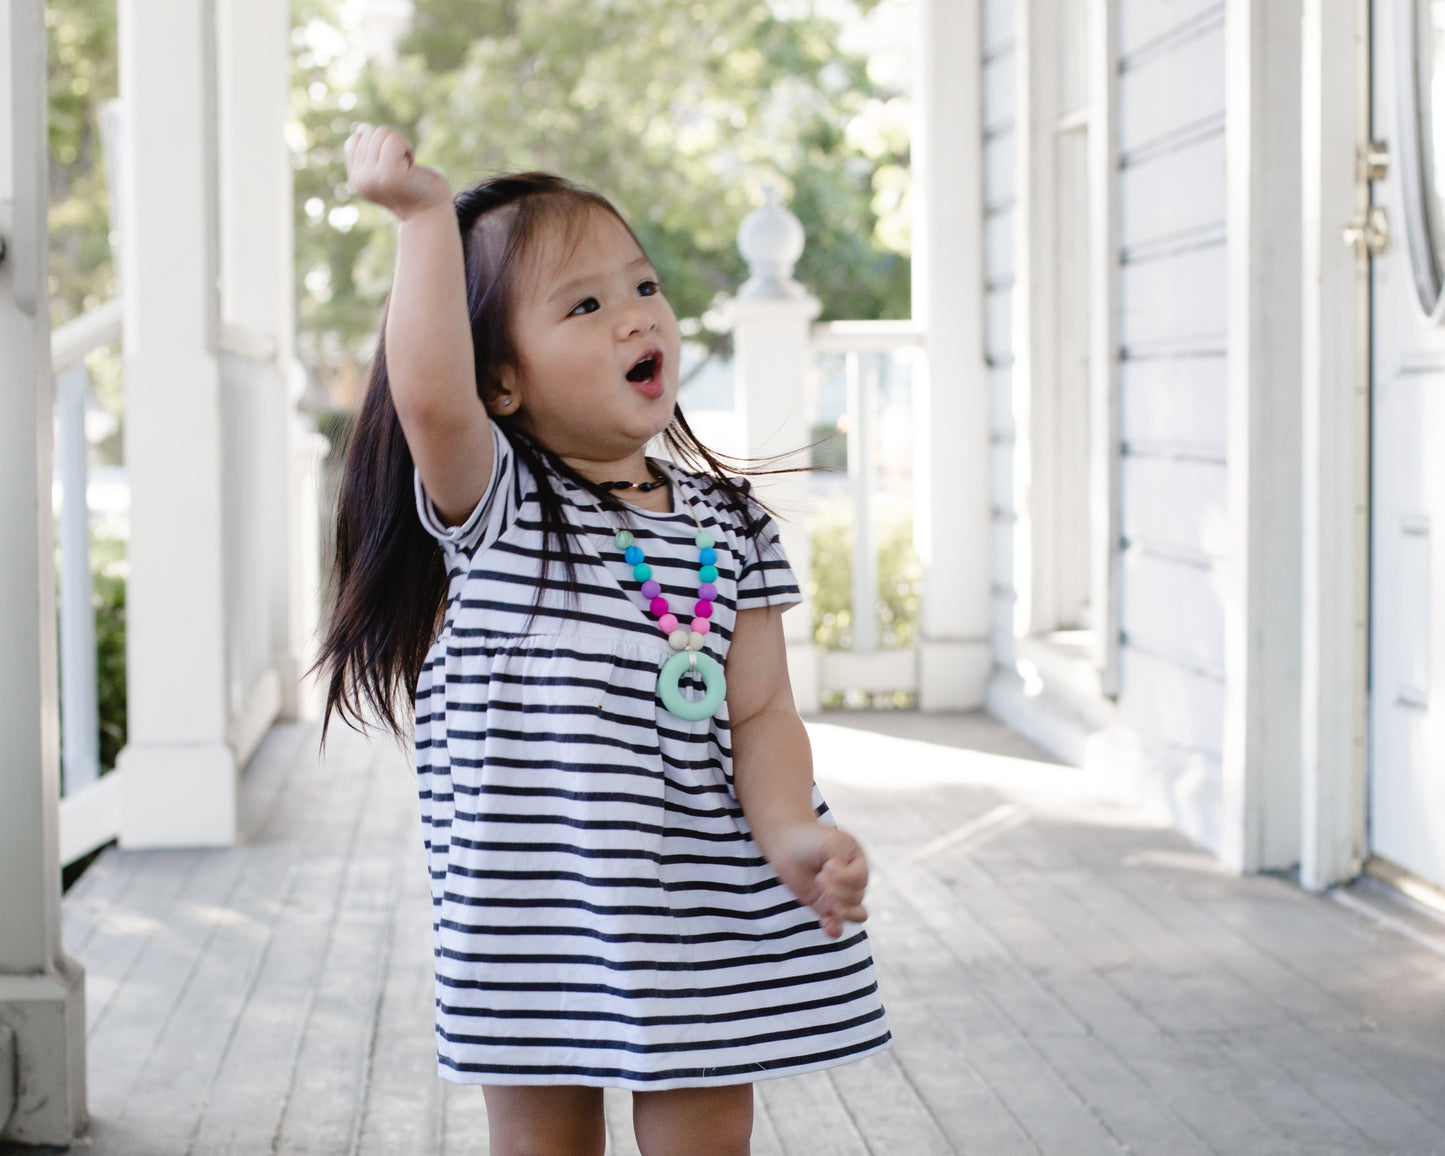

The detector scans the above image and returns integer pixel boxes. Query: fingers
[813,833,869,937]
[345,124,413,197]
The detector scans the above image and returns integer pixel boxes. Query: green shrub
[92,532,127,771]
[58,530,127,779]
[808,508,920,652]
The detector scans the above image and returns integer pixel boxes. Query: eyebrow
[547,255,655,304]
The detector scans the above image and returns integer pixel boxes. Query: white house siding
[982,0,1017,665]
[1113,0,1229,847]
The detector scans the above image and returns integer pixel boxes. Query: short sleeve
[413,422,515,563]
[735,496,804,612]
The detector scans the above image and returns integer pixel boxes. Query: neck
[560,449,655,487]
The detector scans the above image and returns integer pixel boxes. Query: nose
[615,301,656,340]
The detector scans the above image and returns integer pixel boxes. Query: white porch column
[1298,0,1368,890]
[731,192,822,712]
[0,1,87,1143]
[115,0,237,846]
[1221,0,1304,873]
[217,0,323,725]
[912,0,991,709]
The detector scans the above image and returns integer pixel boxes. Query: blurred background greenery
[45,0,920,758]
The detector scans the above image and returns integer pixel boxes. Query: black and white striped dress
[412,424,891,1089]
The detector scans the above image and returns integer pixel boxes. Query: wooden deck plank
[440,1082,491,1155]
[1035,818,1445,1142]
[754,1069,870,1156]
[355,836,444,1156]
[826,1050,953,1155]
[21,712,1445,1156]
[113,838,306,1152]
[186,729,384,1156]
[271,746,409,1155]
[60,839,144,956]
[902,812,1318,1155]
[83,846,246,1123]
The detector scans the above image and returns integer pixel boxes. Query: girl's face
[498,207,681,466]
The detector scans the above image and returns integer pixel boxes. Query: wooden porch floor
[12,712,1445,1155]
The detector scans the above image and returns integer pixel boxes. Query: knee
[633,1084,754,1156]
[484,1085,606,1156]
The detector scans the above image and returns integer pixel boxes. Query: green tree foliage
[47,0,119,327]
[292,0,911,392]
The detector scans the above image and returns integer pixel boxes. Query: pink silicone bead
[640,579,662,599]
[658,613,680,634]
[698,582,718,600]
[693,599,713,618]
[690,617,710,635]
[649,596,670,616]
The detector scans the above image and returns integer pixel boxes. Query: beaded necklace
[589,463,726,721]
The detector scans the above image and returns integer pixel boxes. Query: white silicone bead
[687,632,705,650]
[668,629,690,650]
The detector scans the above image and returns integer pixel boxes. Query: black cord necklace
[596,464,670,493]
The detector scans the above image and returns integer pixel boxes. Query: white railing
[219,327,285,767]
[808,320,926,700]
[53,311,296,866]
[52,297,124,866]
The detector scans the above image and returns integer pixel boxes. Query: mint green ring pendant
[593,462,728,721]
[658,651,727,721]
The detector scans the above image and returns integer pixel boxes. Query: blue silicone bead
[698,546,718,566]
[698,564,718,584]
[624,545,645,565]
[633,562,653,582]
[695,530,715,549]
[614,530,635,549]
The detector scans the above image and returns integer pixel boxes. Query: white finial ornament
[737,182,807,300]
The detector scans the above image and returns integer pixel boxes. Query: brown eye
[568,297,600,316]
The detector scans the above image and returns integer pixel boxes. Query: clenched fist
[344,125,452,220]
[767,821,870,939]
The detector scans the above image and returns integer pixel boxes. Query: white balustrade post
[0,1,88,1143]
[912,0,992,708]
[731,188,822,712]
[114,0,237,846]
[217,0,322,724]
[57,364,100,795]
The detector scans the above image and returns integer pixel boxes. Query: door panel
[1370,0,1445,887]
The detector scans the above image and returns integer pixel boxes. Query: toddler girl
[319,125,890,1156]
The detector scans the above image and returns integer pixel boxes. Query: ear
[486,365,521,416]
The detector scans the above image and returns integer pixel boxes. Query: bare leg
[632,1083,754,1156]
[481,1085,606,1156]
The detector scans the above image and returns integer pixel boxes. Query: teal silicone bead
[633,562,653,582]
[657,651,727,721]
[698,564,718,584]
[614,529,634,549]
[698,546,718,565]
[694,530,715,549]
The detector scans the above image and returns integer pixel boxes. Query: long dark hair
[316,173,779,742]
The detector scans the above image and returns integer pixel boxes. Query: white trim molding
[1298,0,1369,891]
[1088,0,1122,697]
[1221,0,1305,874]
[913,0,991,710]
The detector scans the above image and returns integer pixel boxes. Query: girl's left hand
[770,822,870,938]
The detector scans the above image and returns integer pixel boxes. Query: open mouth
[625,350,661,385]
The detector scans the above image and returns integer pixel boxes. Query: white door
[1370,0,1445,888]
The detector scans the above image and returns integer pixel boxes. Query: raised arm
[345,126,493,524]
